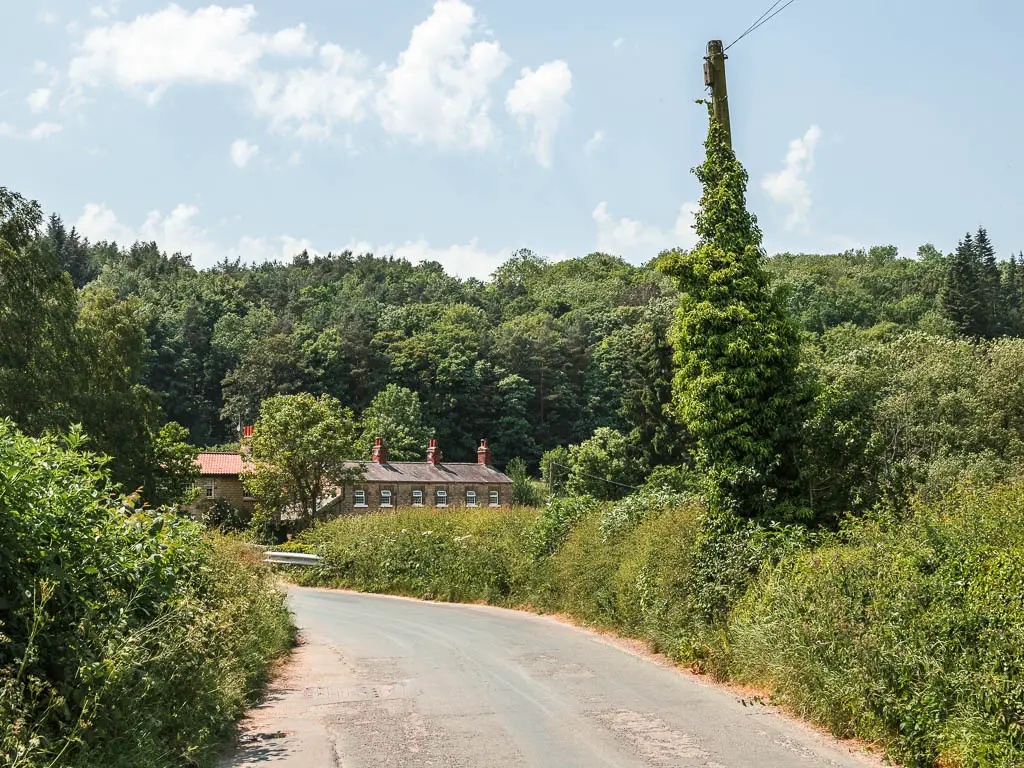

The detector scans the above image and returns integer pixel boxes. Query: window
[489,490,500,507]
[380,489,393,507]
[204,480,215,499]
[435,488,448,507]
[412,489,424,506]
[466,490,477,507]
[354,489,367,507]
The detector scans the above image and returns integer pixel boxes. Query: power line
[726,0,785,50]
[725,0,798,51]
[545,461,644,493]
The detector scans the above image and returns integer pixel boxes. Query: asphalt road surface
[224,587,882,768]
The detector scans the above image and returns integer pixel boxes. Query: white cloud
[27,88,52,113]
[585,129,605,155]
[38,10,59,24]
[612,38,624,49]
[234,234,317,262]
[63,1,570,161]
[376,0,510,149]
[250,44,372,139]
[33,61,61,86]
[76,202,222,263]
[230,138,259,167]
[68,4,314,102]
[29,122,63,140]
[90,1,121,20]
[761,125,822,231]
[506,60,572,168]
[592,201,699,261]
[0,123,15,138]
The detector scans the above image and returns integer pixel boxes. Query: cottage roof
[344,461,512,485]
[196,452,252,476]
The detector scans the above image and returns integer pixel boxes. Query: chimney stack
[426,438,440,466]
[371,437,387,464]
[240,425,254,457]
[477,439,492,466]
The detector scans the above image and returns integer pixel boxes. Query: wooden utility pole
[704,40,732,149]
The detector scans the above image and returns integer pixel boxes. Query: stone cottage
[189,450,256,516]
[188,432,513,518]
[321,438,513,515]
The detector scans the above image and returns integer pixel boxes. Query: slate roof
[343,461,512,484]
[196,452,253,476]
[195,453,511,484]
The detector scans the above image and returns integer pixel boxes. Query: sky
[2,0,1023,279]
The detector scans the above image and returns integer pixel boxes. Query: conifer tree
[975,227,1003,337]
[940,233,985,337]
[657,108,805,521]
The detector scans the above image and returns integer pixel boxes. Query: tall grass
[293,485,1024,768]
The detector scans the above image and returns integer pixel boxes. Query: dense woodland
[4,181,1024,520]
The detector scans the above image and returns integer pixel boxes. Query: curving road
[225,587,881,768]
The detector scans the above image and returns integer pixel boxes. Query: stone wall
[187,475,256,517]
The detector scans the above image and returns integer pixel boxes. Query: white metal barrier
[265,551,322,566]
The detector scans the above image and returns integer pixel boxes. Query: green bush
[530,495,600,558]
[0,420,294,767]
[725,485,1024,768]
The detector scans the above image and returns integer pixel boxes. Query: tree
[150,422,200,506]
[507,456,543,507]
[975,227,1004,337]
[242,393,362,528]
[656,108,806,520]
[490,374,538,467]
[43,214,97,288]
[356,384,431,461]
[565,427,644,501]
[941,233,985,337]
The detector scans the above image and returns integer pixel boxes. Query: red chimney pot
[477,438,492,466]
[426,438,440,466]
[371,437,387,464]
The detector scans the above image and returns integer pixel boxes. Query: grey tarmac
[223,587,884,768]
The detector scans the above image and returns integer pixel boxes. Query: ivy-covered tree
[656,109,806,521]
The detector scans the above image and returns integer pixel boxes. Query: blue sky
[2,0,1022,278]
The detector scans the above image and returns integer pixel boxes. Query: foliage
[657,111,806,521]
[243,393,363,528]
[355,383,431,461]
[529,494,601,559]
[726,485,1024,767]
[150,421,200,506]
[540,445,571,493]
[0,420,293,767]
[564,427,645,501]
[507,456,543,507]
[600,487,692,540]
[200,499,254,533]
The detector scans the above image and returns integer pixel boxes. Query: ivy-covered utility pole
[704,40,732,149]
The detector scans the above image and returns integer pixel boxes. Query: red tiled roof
[196,452,253,475]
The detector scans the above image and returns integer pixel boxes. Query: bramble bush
[0,420,293,767]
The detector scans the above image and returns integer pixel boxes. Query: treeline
[4,183,1023,505]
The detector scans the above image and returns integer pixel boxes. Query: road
[224,587,881,768]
